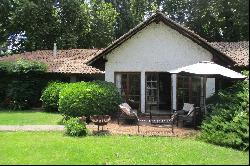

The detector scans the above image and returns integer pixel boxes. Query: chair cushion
[131,109,138,116]
[121,103,132,110]
[119,105,131,116]
[183,103,194,113]
[119,103,138,116]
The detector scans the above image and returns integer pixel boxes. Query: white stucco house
[87,12,247,114]
[1,12,248,114]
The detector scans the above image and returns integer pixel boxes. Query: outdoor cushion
[183,103,194,113]
[119,105,130,116]
[119,104,137,116]
[121,103,132,110]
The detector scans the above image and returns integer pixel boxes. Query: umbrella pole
[203,77,207,115]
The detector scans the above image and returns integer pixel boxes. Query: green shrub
[0,59,48,110]
[40,82,68,112]
[0,74,9,107]
[199,71,249,151]
[0,59,47,74]
[59,81,122,118]
[6,80,37,110]
[65,117,89,137]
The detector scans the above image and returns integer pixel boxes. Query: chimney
[53,43,57,56]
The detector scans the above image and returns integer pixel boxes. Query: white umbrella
[168,61,246,79]
[168,61,246,115]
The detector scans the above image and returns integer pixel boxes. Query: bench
[136,112,177,133]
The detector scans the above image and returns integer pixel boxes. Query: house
[87,12,249,113]
[0,12,248,113]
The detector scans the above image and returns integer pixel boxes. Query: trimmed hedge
[40,82,68,112]
[199,71,249,151]
[0,59,47,74]
[59,81,122,118]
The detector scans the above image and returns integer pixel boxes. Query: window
[177,75,201,109]
[115,72,141,110]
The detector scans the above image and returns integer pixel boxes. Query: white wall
[105,21,215,111]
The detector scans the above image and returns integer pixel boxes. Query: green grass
[0,109,63,125]
[0,132,248,165]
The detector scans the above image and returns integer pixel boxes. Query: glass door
[146,73,159,112]
[177,75,201,109]
[146,72,172,113]
[115,72,141,110]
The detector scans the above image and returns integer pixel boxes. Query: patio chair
[118,103,138,124]
[174,103,199,127]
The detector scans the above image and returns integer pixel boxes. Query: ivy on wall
[0,59,48,110]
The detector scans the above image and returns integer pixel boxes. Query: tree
[0,0,17,55]
[0,0,248,54]
[10,0,58,51]
[185,0,249,42]
[56,0,90,49]
[87,0,118,48]
[0,0,118,52]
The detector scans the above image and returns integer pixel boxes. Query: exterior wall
[105,21,215,112]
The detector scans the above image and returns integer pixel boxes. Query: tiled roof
[210,41,249,67]
[0,49,104,74]
[0,42,248,75]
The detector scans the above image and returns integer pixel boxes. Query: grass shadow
[92,130,111,136]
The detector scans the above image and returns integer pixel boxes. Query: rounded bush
[40,82,68,112]
[65,117,89,137]
[59,81,122,118]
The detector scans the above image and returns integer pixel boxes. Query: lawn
[0,109,63,125]
[0,132,248,165]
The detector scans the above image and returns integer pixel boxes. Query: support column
[171,74,177,111]
[140,72,145,113]
[200,77,204,107]
[203,77,207,115]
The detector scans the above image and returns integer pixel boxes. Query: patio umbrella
[168,61,247,114]
[168,61,246,79]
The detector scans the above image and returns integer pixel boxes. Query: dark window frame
[177,75,201,109]
[114,72,141,110]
